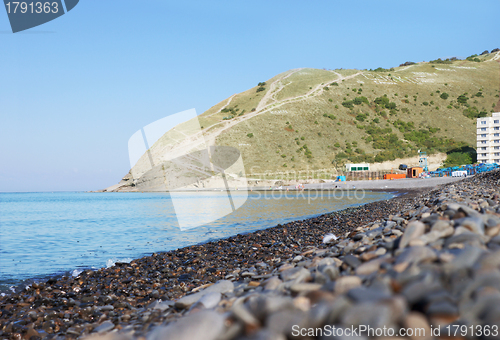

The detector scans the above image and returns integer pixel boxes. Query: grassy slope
[201,53,500,174]
[138,53,499,181]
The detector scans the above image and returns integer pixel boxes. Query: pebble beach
[1,170,500,340]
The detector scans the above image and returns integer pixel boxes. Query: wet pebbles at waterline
[1,170,500,339]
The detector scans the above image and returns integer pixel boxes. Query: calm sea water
[0,190,393,293]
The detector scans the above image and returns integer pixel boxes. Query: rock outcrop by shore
[1,170,499,340]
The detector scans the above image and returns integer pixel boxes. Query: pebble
[197,292,221,309]
[346,287,391,303]
[355,256,389,275]
[149,300,174,311]
[404,312,432,340]
[290,283,322,293]
[93,321,115,334]
[321,265,339,281]
[342,255,362,269]
[333,276,362,294]
[458,217,485,235]
[174,291,206,309]
[232,304,260,326]
[279,267,311,282]
[399,221,425,249]
[264,277,282,291]
[395,246,437,265]
[147,310,225,340]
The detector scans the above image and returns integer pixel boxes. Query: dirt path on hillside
[200,70,363,146]
[205,94,236,118]
[163,69,362,150]
[256,68,305,111]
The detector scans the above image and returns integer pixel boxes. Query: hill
[108,50,500,191]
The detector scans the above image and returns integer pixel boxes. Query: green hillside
[197,50,500,175]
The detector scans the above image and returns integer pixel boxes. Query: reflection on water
[0,190,393,291]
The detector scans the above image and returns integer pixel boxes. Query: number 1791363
[5,2,59,14]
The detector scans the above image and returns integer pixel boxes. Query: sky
[1,0,499,192]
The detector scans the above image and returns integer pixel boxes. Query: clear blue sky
[1,0,498,192]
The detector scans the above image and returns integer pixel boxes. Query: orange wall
[383,174,407,180]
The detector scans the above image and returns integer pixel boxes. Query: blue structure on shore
[429,163,499,177]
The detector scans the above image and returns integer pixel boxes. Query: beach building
[477,112,500,163]
[345,163,370,171]
[407,167,423,178]
[477,112,500,164]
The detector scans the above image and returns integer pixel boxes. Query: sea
[0,190,394,293]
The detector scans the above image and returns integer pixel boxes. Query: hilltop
[109,49,500,191]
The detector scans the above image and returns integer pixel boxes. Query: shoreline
[98,176,464,193]
[0,187,432,335]
[1,189,402,295]
[1,172,499,339]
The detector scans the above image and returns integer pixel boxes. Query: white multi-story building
[477,112,500,164]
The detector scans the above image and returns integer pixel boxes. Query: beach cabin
[451,171,467,177]
[345,163,370,172]
[407,167,423,178]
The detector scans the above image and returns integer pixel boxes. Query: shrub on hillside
[466,55,481,62]
[386,102,396,110]
[374,96,397,110]
[356,113,369,122]
[342,100,354,109]
[429,58,452,64]
[372,67,395,72]
[440,93,449,100]
[353,96,369,105]
[457,94,468,104]
[463,106,487,119]
[393,119,414,132]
